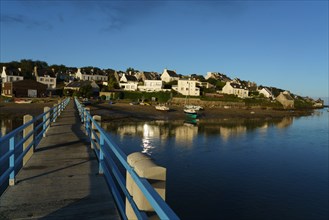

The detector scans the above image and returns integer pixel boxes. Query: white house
[119,73,138,91]
[258,87,273,99]
[34,67,57,89]
[138,80,163,92]
[76,68,108,82]
[175,79,200,96]
[1,66,24,83]
[222,82,249,98]
[161,69,180,83]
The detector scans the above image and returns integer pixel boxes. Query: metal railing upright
[0,98,70,191]
[74,98,179,220]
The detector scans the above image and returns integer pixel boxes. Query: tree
[79,85,93,98]
[108,75,120,90]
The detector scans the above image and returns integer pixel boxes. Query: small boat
[185,105,203,111]
[155,105,170,111]
[15,99,32,104]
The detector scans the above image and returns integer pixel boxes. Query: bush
[122,91,172,103]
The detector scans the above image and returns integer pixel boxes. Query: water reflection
[102,116,295,154]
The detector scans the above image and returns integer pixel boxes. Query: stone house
[276,91,294,109]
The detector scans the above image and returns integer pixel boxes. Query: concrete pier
[0,100,120,219]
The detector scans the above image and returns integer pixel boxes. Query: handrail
[0,98,70,190]
[74,98,179,220]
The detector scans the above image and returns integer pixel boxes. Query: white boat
[184,105,203,111]
[155,105,170,111]
[184,108,197,114]
[15,99,32,104]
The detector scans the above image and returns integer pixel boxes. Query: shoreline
[0,101,315,122]
[89,102,314,123]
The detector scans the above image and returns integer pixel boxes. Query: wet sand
[0,100,313,122]
[89,102,313,122]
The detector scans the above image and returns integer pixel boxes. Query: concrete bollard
[91,115,101,149]
[43,107,50,137]
[126,152,166,219]
[23,115,34,166]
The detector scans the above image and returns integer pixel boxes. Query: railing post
[92,115,101,149]
[52,104,57,122]
[99,134,104,174]
[84,107,90,137]
[43,107,50,137]
[9,137,15,186]
[126,152,167,219]
[23,115,34,166]
[57,100,61,116]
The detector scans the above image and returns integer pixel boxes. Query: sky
[0,0,328,100]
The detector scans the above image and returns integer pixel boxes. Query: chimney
[2,66,6,73]
[18,68,22,72]
[34,66,38,76]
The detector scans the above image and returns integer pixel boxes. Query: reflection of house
[174,125,198,145]
[258,87,273,99]
[1,66,24,83]
[175,79,200,96]
[222,82,249,98]
[2,80,47,97]
[76,68,108,82]
[138,80,163,92]
[220,126,247,141]
[276,117,293,128]
[34,66,57,89]
[276,91,294,109]
[161,69,180,83]
[119,74,138,91]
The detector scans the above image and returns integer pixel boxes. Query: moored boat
[155,105,170,111]
[15,99,32,104]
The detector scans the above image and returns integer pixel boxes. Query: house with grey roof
[1,66,24,83]
[75,68,108,82]
[276,91,294,109]
[33,66,57,89]
[222,81,249,98]
[161,68,180,83]
[119,73,138,91]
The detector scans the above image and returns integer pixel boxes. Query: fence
[74,98,179,220]
[0,98,70,190]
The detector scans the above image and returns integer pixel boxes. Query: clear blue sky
[1,0,328,99]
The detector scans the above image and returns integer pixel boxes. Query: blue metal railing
[74,98,179,220]
[0,98,70,190]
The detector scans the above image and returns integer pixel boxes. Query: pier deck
[0,100,120,219]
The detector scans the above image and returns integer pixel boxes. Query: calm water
[104,109,329,219]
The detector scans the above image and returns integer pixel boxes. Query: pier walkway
[0,101,120,219]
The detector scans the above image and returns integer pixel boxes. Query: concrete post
[43,107,50,137]
[126,152,166,219]
[91,115,101,149]
[23,115,34,166]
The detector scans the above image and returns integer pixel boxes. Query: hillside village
[0,60,324,109]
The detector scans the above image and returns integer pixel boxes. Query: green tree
[108,75,120,90]
[79,85,93,98]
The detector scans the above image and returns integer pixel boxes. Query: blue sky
[1,0,328,99]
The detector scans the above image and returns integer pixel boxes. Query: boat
[185,105,203,111]
[15,99,32,104]
[155,105,170,111]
